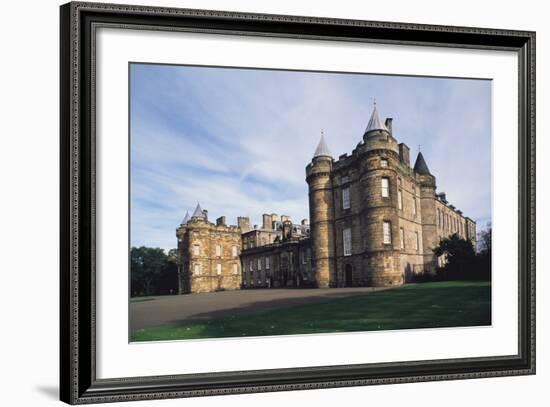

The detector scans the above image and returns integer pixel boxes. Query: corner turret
[306,131,336,288]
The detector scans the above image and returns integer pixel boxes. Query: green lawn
[130,281,491,342]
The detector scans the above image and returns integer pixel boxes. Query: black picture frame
[60,1,536,404]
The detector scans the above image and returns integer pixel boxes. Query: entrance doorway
[344,264,353,287]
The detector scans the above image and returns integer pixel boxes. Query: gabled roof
[313,132,332,158]
[414,152,432,175]
[365,104,389,134]
[181,211,190,224]
[191,202,205,218]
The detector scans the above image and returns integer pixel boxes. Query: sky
[130,63,492,251]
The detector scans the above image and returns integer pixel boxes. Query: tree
[130,246,167,296]
[166,248,178,262]
[475,223,492,281]
[478,223,492,256]
[433,233,476,277]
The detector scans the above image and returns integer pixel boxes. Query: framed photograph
[60,1,535,404]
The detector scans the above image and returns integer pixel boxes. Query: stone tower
[361,104,403,285]
[415,152,438,274]
[176,202,242,293]
[306,133,336,287]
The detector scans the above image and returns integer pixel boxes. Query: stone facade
[176,209,242,294]
[176,105,477,293]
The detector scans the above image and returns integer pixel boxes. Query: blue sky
[130,63,492,251]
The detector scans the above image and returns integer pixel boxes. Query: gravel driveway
[130,287,393,330]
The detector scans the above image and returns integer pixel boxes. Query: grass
[130,280,491,342]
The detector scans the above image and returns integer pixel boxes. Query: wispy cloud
[130,64,492,250]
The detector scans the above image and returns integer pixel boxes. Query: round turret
[306,133,336,288]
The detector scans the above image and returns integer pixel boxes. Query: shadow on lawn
[165,287,391,323]
[142,282,492,340]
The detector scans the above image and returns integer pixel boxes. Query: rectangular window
[194,264,201,275]
[266,257,270,269]
[341,175,350,184]
[193,245,200,256]
[215,244,221,257]
[398,189,403,210]
[400,227,405,249]
[257,258,262,270]
[415,231,420,251]
[232,245,237,257]
[342,187,351,209]
[381,158,388,167]
[343,228,352,256]
[232,264,238,274]
[383,221,392,245]
[413,197,417,215]
[216,263,222,275]
[249,261,253,271]
[381,178,389,197]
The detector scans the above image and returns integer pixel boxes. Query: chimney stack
[237,216,251,232]
[262,213,273,230]
[399,143,410,167]
[385,117,393,134]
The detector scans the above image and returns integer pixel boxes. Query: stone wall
[241,239,313,288]
[306,155,336,287]
[176,218,242,293]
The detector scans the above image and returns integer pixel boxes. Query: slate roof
[365,104,389,134]
[181,211,190,224]
[413,151,432,175]
[191,202,206,218]
[313,133,332,158]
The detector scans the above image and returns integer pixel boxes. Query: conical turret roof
[181,211,190,224]
[414,152,432,175]
[313,132,332,158]
[191,202,206,218]
[365,103,389,134]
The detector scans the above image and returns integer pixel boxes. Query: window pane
[381,178,389,197]
[383,222,391,244]
[343,228,352,256]
[342,187,351,209]
[398,189,403,210]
